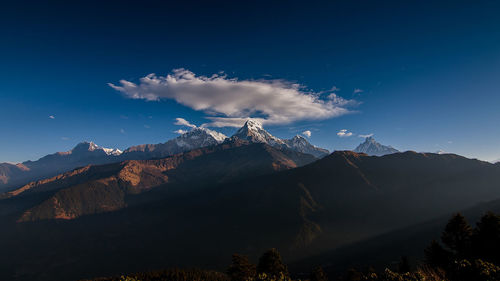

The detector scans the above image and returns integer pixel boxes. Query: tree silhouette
[473,211,500,263]
[227,254,256,281]
[397,256,410,273]
[310,266,328,281]
[257,248,289,277]
[441,213,472,258]
[424,240,451,268]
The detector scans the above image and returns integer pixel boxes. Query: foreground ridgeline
[83,214,500,281]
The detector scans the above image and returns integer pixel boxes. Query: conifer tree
[257,248,289,277]
[397,256,411,273]
[424,240,451,268]
[473,211,500,263]
[441,213,472,258]
[227,254,256,281]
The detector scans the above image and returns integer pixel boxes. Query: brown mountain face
[5,140,316,222]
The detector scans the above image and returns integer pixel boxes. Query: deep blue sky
[1,0,499,163]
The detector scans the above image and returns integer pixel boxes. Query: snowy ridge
[72,141,123,156]
[175,127,227,148]
[284,135,329,158]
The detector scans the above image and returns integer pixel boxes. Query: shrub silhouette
[309,266,328,281]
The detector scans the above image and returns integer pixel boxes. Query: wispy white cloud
[49,115,55,119]
[302,130,312,138]
[120,128,125,134]
[144,125,150,129]
[174,129,188,134]
[61,137,69,141]
[359,133,374,138]
[337,129,353,137]
[174,117,197,128]
[353,88,364,94]
[109,69,357,128]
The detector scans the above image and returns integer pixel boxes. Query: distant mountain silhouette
[353,136,399,156]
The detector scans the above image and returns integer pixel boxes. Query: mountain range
[1,137,500,280]
[0,120,329,193]
[0,141,123,191]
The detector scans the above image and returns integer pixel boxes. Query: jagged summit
[284,135,329,158]
[191,127,227,143]
[122,127,227,159]
[232,119,285,146]
[230,120,329,158]
[174,127,227,148]
[353,136,399,156]
[72,141,122,156]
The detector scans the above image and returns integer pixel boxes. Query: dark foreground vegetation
[84,212,500,281]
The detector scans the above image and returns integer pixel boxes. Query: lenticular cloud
[109,69,356,127]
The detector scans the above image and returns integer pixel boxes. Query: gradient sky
[1,0,499,163]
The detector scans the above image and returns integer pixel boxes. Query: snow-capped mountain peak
[72,141,123,156]
[231,120,329,158]
[197,127,227,143]
[284,135,329,158]
[353,137,399,156]
[232,119,284,146]
[102,147,123,156]
[175,127,228,148]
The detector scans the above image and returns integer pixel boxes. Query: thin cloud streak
[359,133,374,138]
[174,117,197,128]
